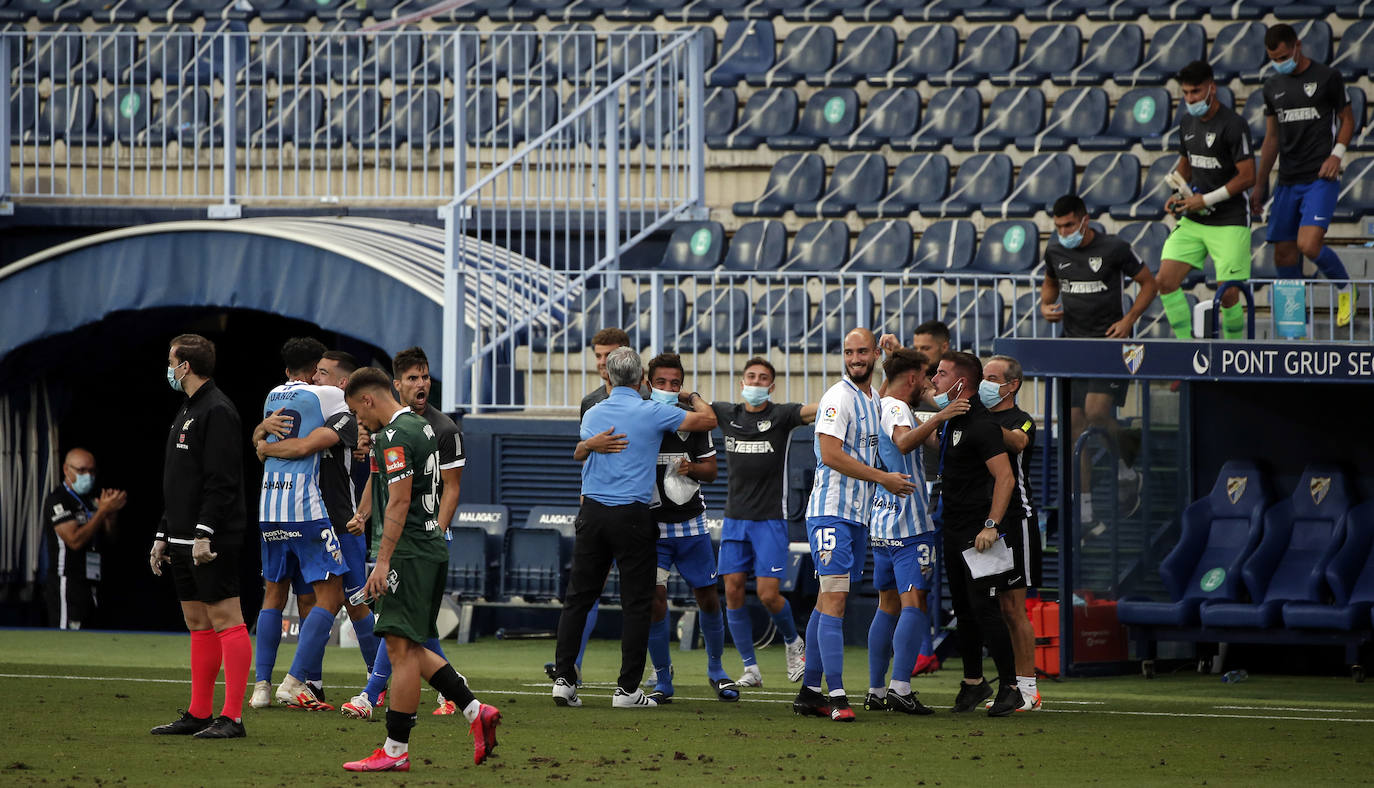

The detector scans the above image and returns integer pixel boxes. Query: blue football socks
[254,608,283,683]
[867,609,897,691]
[726,607,757,668]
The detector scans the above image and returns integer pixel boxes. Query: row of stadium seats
[736,152,1374,222]
[1119,463,1374,636]
[9,0,1374,24]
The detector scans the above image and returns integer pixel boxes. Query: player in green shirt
[341,367,500,772]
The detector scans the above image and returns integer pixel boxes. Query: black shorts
[1070,378,1127,409]
[975,517,1041,594]
[45,575,95,629]
[169,542,241,603]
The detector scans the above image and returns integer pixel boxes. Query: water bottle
[1221,669,1248,684]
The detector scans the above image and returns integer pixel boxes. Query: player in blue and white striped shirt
[794,329,916,722]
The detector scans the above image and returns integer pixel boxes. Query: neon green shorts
[1160,217,1252,281]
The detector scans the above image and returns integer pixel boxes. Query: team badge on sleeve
[384,446,407,473]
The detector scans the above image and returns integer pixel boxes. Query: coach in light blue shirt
[552,347,716,708]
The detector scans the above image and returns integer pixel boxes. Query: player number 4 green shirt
[368,409,448,562]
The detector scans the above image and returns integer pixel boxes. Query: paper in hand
[962,537,1014,580]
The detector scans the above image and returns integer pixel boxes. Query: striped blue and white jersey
[258,380,347,523]
[806,377,882,523]
[870,396,936,540]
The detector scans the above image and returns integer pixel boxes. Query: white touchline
[1042,709,1374,723]
[1215,705,1358,713]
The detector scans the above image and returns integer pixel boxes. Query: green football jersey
[369,410,448,562]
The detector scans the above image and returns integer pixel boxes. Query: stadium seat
[445,526,488,599]
[955,86,1044,152]
[732,152,824,216]
[522,23,594,82]
[630,287,688,349]
[1116,460,1270,627]
[782,219,850,270]
[415,27,478,81]
[736,287,810,352]
[68,86,149,146]
[661,221,726,270]
[352,30,429,83]
[1114,22,1205,86]
[1078,153,1141,216]
[502,527,563,601]
[359,88,444,148]
[1248,225,1278,281]
[20,24,82,81]
[8,86,38,143]
[721,220,788,273]
[485,88,560,146]
[782,0,866,22]
[708,87,797,149]
[918,152,1012,218]
[991,24,1080,86]
[1008,291,1061,338]
[446,0,528,22]
[245,87,321,147]
[871,24,957,86]
[1015,87,1108,152]
[299,20,369,83]
[768,87,858,149]
[801,286,871,351]
[454,504,508,600]
[598,24,668,79]
[792,152,886,216]
[6,0,84,21]
[702,87,738,139]
[910,219,977,273]
[136,21,245,86]
[457,87,499,145]
[709,19,774,87]
[473,23,538,81]
[831,87,920,150]
[253,0,345,22]
[1334,157,1374,221]
[240,24,309,82]
[1201,467,1352,629]
[34,86,97,145]
[929,23,1017,87]
[943,288,1003,354]
[80,24,138,83]
[1110,156,1177,220]
[680,286,749,351]
[1080,88,1172,150]
[1117,221,1169,272]
[880,287,941,342]
[856,152,949,218]
[1023,0,1098,20]
[1209,21,1266,83]
[1331,20,1374,81]
[1244,19,1330,82]
[1282,501,1374,631]
[981,153,1073,218]
[1055,22,1143,86]
[532,286,627,353]
[524,0,598,21]
[890,86,980,151]
[746,25,834,88]
[807,24,894,86]
[845,218,913,272]
[971,220,1040,273]
[141,86,209,146]
[68,0,144,22]
[127,0,210,23]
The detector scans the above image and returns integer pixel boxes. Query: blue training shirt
[259,380,347,523]
[581,387,688,506]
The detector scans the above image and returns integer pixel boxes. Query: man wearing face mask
[1156,60,1257,340]
[711,357,817,689]
[42,448,126,630]
[1254,23,1356,326]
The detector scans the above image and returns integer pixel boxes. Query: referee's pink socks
[189,628,221,719]
[218,624,252,721]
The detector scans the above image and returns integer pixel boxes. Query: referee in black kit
[150,334,252,739]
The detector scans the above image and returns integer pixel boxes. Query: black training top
[1263,60,1346,185]
[985,405,1037,524]
[1177,103,1253,227]
[1043,232,1144,338]
[936,398,1006,531]
[319,409,359,528]
[158,379,247,544]
[711,401,806,520]
[42,484,96,580]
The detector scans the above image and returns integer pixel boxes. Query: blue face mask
[741,385,770,407]
[933,380,964,409]
[1059,217,1086,249]
[1185,84,1213,117]
[979,379,1008,409]
[167,361,186,392]
[1272,57,1297,75]
[650,388,679,406]
[72,473,94,495]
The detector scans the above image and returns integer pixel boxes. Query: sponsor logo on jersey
[1121,343,1145,375]
[1088,256,1102,273]
[1278,107,1320,122]
[52,503,68,518]
[1188,154,1223,169]
[1063,281,1109,294]
[334,416,349,430]
[384,446,406,473]
[1310,476,1332,505]
[1226,476,1248,504]
[725,437,774,453]
[823,406,837,420]
[263,479,295,490]
[261,527,305,542]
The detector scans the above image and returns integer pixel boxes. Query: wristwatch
[983,519,999,531]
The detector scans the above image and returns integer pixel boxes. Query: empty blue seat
[239,24,308,82]
[972,220,1040,273]
[353,30,430,83]
[1110,155,1176,220]
[414,27,477,81]
[502,527,563,601]
[769,87,858,149]
[1023,0,1098,20]
[891,86,980,151]
[69,0,143,21]
[244,87,321,147]
[79,24,138,82]
[1334,157,1374,221]
[831,87,920,150]
[746,25,834,87]
[872,24,956,86]
[1332,20,1374,81]
[525,0,597,21]
[1283,501,1374,631]
[1201,467,1352,629]
[991,23,1080,86]
[900,0,995,20]
[1078,88,1170,151]
[6,0,83,21]
[140,86,208,146]
[981,153,1073,217]
[782,219,850,270]
[708,87,797,149]
[856,152,948,218]
[721,220,788,273]
[299,21,369,83]
[454,504,509,600]
[880,287,941,342]
[1015,87,1108,151]
[66,86,147,145]
[34,86,96,144]
[793,152,886,216]
[801,286,870,351]
[918,152,1012,218]
[360,88,442,148]
[1348,86,1367,138]
[680,287,749,351]
[1055,22,1143,86]
[661,221,726,270]
[709,19,774,87]
[252,0,340,22]
[8,86,38,142]
[1117,221,1169,272]
[910,219,976,273]
[956,86,1044,151]
[702,87,738,139]
[596,24,666,80]
[808,24,894,86]
[531,287,627,353]
[944,288,1003,354]
[783,0,865,22]
[445,526,487,599]
[630,287,688,350]
[20,24,82,80]
[1008,291,1061,338]
[845,218,913,272]
[485,88,560,146]
[1078,153,1141,216]
[472,23,538,81]
[736,287,810,352]
[930,23,1017,86]
[1209,21,1266,83]
[1114,22,1205,86]
[1117,461,1271,627]
[1245,19,1330,82]
[521,23,594,82]
[733,152,824,216]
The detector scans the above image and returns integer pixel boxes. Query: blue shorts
[260,518,347,586]
[338,529,369,601]
[717,518,790,579]
[1268,179,1339,242]
[872,533,937,593]
[657,533,719,589]
[806,516,866,583]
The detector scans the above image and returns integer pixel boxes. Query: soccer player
[1254,22,1357,326]
[1156,60,1257,340]
[342,368,500,771]
[249,338,350,711]
[150,334,252,739]
[712,357,816,689]
[980,355,1043,714]
[43,448,125,630]
[864,349,944,715]
[793,328,915,722]
[639,353,733,703]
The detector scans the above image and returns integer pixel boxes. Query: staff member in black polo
[149,333,252,739]
[551,347,716,709]
[42,448,126,630]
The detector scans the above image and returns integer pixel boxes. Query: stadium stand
[830,87,920,150]
[956,86,1044,152]
[918,152,1012,218]
[855,153,948,218]
[791,152,885,216]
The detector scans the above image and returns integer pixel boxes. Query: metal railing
[1,27,699,211]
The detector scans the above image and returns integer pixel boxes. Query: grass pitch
[2,629,1372,786]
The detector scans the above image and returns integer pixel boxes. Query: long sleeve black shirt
[157,379,247,545]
